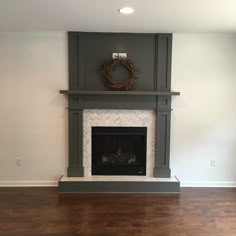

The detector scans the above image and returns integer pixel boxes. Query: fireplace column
[67,109,84,176]
[153,34,172,177]
[154,101,171,177]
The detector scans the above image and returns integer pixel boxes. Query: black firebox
[92,127,147,176]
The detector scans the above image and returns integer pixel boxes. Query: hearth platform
[58,176,180,194]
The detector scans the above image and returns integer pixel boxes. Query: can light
[118,7,135,15]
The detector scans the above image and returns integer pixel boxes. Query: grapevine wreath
[101,58,137,91]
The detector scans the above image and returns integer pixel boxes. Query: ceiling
[0,0,236,33]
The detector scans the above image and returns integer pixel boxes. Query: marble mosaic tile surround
[83,109,156,177]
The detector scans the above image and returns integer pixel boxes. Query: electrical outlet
[210,160,216,167]
[16,158,22,167]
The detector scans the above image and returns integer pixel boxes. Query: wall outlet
[210,160,216,167]
[16,158,22,167]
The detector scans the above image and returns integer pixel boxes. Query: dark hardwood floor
[0,187,236,236]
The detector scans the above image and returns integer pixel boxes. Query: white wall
[0,32,236,187]
[171,34,236,186]
[0,32,68,185]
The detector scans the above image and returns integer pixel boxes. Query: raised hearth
[59,176,180,193]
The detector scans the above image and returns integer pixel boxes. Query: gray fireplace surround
[59,32,180,193]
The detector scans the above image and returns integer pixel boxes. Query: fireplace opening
[92,127,147,176]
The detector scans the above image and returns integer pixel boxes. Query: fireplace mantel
[60,90,180,96]
[60,89,180,110]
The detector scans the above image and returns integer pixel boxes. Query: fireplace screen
[92,127,147,176]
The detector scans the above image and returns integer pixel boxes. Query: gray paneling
[75,32,157,91]
[70,95,157,110]
[65,32,178,180]
[154,111,171,177]
[68,33,79,89]
[68,110,84,176]
[157,96,172,110]
[157,34,172,90]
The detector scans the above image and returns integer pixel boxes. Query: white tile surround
[83,109,156,177]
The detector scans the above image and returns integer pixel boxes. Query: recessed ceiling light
[118,7,135,15]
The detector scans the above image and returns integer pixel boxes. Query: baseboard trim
[1,181,235,188]
[180,181,236,188]
[0,181,58,187]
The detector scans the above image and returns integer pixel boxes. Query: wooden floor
[0,187,236,236]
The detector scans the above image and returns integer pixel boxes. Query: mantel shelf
[60,90,180,96]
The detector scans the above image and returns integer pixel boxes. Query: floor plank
[0,187,236,236]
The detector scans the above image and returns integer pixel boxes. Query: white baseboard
[0,181,58,187]
[180,181,236,188]
[0,180,236,188]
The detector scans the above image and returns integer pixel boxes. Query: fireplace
[92,127,147,176]
[58,32,181,193]
[60,32,179,179]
